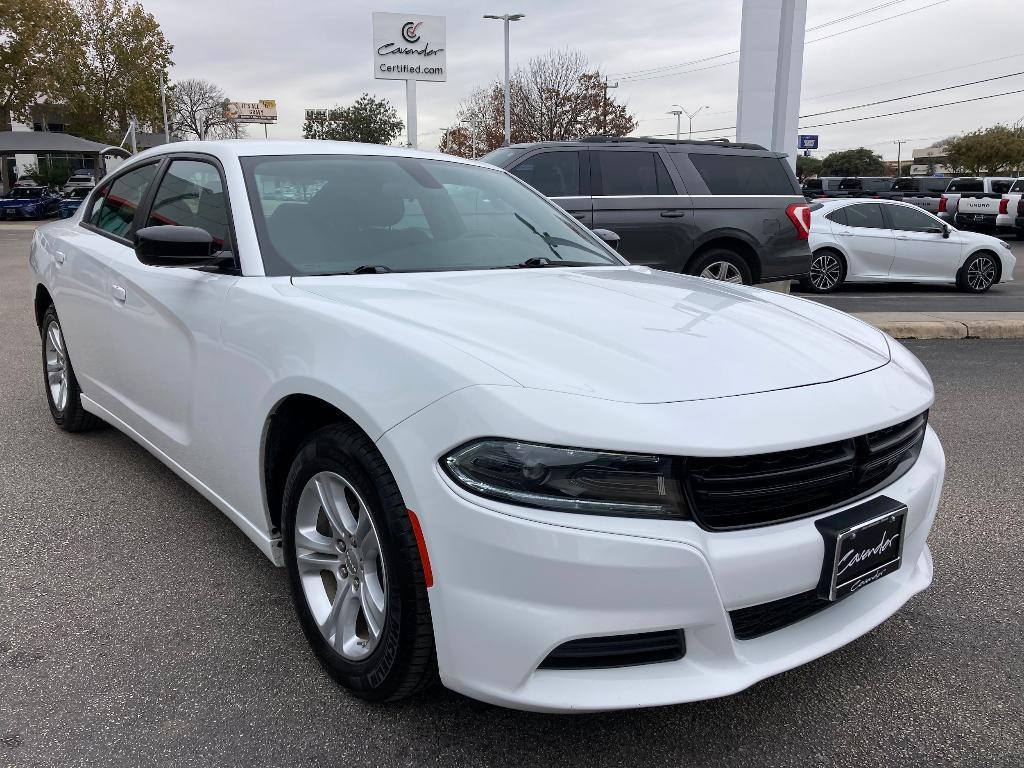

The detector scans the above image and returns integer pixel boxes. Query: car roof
[811,198,923,211]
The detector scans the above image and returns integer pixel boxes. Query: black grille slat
[729,590,832,640]
[685,412,928,530]
[539,630,685,670]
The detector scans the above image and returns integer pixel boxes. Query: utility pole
[895,138,908,177]
[602,76,619,134]
[160,72,170,145]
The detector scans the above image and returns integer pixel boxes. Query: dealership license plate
[815,496,907,602]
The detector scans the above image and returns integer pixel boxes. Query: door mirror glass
[592,228,620,250]
[942,223,950,238]
[134,225,213,267]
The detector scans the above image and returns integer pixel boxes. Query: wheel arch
[34,284,54,329]
[261,393,374,534]
[959,248,1003,284]
[685,235,761,283]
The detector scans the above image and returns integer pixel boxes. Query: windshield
[11,188,44,199]
[242,154,622,276]
[67,188,90,199]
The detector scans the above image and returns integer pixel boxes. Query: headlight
[442,439,687,517]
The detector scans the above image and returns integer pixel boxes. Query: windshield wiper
[513,213,610,262]
[508,257,603,269]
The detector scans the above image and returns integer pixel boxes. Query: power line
[805,0,910,31]
[799,87,1024,130]
[800,70,1024,118]
[804,0,952,44]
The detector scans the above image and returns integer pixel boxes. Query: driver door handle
[111,284,127,302]
[660,210,687,218]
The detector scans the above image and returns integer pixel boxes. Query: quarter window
[147,160,230,251]
[597,151,675,196]
[510,152,580,197]
[842,203,887,230]
[687,153,796,195]
[88,163,158,238]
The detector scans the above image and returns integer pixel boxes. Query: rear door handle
[571,213,586,220]
[111,284,127,302]
[660,210,687,218]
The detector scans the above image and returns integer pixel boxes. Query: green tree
[820,148,885,177]
[945,125,1024,175]
[22,160,74,189]
[54,0,174,143]
[796,155,822,179]
[302,94,403,144]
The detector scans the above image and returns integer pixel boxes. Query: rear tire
[686,248,753,285]
[40,305,103,432]
[957,252,998,293]
[800,249,846,294]
[282,422,438,702]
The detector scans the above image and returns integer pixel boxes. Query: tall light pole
[895,138,909,177]
[667,108,684,141]
[673,104,710,140]
[483,13,524,147]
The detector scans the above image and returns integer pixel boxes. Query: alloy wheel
[699,261,744,283]
[967,255,996,291]
[809,252,843,291]
[44,320,69,412]
[294,471,388,660]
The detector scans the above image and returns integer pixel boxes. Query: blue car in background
[59,187,93,218]
[0,185,61,220]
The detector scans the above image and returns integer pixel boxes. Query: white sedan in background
[802,198,1016,293]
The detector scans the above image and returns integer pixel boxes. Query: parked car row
[483,136,812,286]
[2,175,97,221]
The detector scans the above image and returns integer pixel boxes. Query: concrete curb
[853,312,1024,340]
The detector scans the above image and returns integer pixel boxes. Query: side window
[991,180,1012,195]
[509,151,580,197]
[887,204,940,233]
[597,151,674,196]
[89,163,158,238]
[687,153,796,195]
[843,203,887,230]
[825,207,847,226]
[147,160,230,251]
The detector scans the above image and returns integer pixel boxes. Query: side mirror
[942,224,950,238]
[592,228,621,251]
[134,225,214,267]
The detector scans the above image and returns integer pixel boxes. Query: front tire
[687,248,753,285]
[800,249,846,293]
[957,252,998,293]
[40,305,102,432]
[282,423,437,702]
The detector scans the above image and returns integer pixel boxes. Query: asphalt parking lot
[2,220,1022,767]
[796,237,1024,312]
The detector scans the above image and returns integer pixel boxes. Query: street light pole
[675,104,710,139]
[160,71,170,145]
[484,13,524,147]
[667,108,683,141]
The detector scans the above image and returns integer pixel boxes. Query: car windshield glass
[242,154,622,277]
[11,188,43,198]
[892,178,917,192]
[838,178,862,190]
[947,178,982,193]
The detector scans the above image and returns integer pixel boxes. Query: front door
[884,203,965,280]
[507,149,592,226]
[100,157,238,462]
[590,148,692,271]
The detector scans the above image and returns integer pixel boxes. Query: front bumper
[377,358,941,712]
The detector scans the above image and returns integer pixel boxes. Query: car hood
[292,267,891,403]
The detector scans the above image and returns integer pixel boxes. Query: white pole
[130,119,137,153]
[406,79,417,149]
[503,18,511,146]
[160,72,170,145]
[676,113,681,141]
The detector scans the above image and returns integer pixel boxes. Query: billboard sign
[373,12,446,82]
[798,134,819,149]
[223,100,278,124]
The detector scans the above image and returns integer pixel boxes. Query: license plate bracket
[815,496,907,602]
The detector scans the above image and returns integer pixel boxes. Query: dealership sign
[372,12,446,82]
[798,134,819,149]
[223,100,278,124]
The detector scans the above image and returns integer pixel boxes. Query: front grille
[684,411,928,530]
[539,630,685,670]
[729,590,832,640]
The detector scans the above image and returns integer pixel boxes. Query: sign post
[372,12,446,149]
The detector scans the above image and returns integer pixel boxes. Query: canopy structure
[0,131,130,193]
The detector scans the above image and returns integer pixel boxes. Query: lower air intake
[539,629,685,670]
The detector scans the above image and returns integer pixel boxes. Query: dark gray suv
[482,136,811,284]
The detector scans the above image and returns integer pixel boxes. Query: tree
[170,78,245,140]
[795,155,822,179]
[945,125,1024,175]
[53,0,173,143]
[820,148,885,177]
[302,94,403,144]
[22,159,73,189]
[438,48,637,158]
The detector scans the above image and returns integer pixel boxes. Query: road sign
[798,134,818,149]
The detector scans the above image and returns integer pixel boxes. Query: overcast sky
[149,0,1023,159]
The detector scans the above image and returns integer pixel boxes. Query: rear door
[507,149,591,226]
[885,203,964,280]
[828,203,895,277]
[590,147,692,270]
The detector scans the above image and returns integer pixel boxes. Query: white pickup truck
[995,177,1024,237]
[938,177,1015,231]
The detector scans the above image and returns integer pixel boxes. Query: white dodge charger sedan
[803,198,1016,293]
[30,141,944,712]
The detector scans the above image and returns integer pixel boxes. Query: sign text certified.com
[372,12,446,82]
